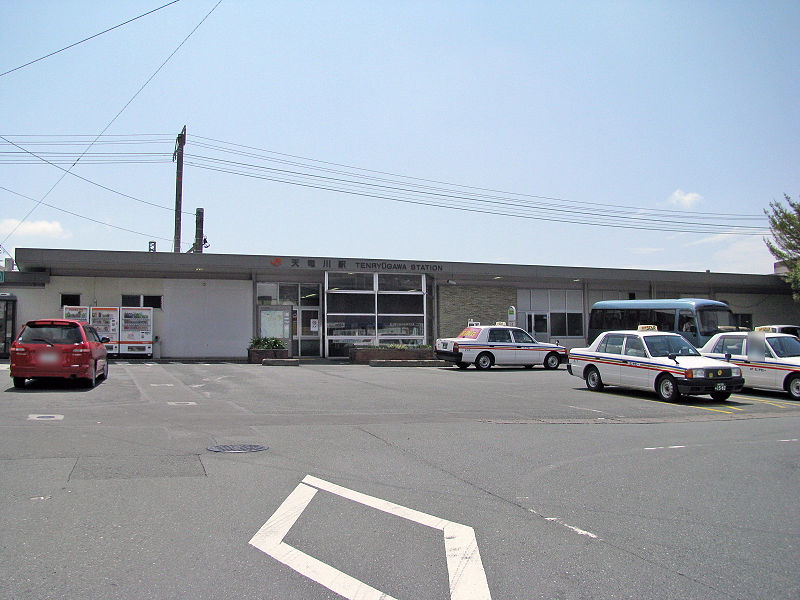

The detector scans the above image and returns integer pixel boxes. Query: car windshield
[697,307,737,336]
[644,334,700,357]
[768,335,800,358]
[18,324,82,345]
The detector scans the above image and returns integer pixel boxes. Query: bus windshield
[697,308,737,336]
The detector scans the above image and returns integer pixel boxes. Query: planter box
[248,348,290,363]
[349,347,433,364]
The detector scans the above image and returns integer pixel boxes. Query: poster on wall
[90,307,119,354]
[63,306,90,321]
[120,306,153,355]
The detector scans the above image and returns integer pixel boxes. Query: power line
[184,151,765,229]
[0,1,182,78]
[0,137,193,214]
[191,134,765,220]
[1,0,223,249]
[184,159,769,236]
[0,185,177,244]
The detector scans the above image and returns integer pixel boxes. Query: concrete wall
[714,292,800,327]
[437,285,516,338]
[7,276,253,358]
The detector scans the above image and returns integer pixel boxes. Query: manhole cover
[207,444,268,453]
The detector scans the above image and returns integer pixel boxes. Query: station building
[1,247,798,359]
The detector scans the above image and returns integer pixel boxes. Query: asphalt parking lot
[2,360,799,599]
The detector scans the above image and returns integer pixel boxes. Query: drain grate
[207,443,268,453]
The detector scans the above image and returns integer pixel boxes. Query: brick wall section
[437,285,517,338]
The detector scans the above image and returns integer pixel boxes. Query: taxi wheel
[656,374,680,402]
[585,367,603,391]
[543,352,560,370]
[474,353,493,370]
[456,362,469,369]
[100,361,109,380]
[787,374,800,399]
[13,377,26,388]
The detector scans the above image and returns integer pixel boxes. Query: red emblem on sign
[270,257,282,267]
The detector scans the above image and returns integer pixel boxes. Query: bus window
[698,307,738,336]
[653,309,676,332]
[678,310,696,333]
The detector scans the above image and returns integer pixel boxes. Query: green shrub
[249,336,286,350]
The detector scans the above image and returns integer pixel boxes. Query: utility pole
[172,125,186,253]
[193,208,204,253]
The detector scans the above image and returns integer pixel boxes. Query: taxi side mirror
[725,352,732,361]
[101,337,110,343]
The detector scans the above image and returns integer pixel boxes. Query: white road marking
[27,414,64,421]
[249,474,492,600]
[543,516,599,539]
[150,383,174,387]
[779,438,798,442]
[167,401,197,406]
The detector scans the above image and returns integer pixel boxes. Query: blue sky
[2,1,798,274]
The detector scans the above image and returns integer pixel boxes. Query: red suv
[10,319,109,388]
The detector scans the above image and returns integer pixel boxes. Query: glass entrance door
[527,312,549,342]
[298,308,321,357]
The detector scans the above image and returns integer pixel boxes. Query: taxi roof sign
[755,326,775,332]
[637,324,658,331]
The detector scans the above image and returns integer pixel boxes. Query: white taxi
[567,328,744,401]
[435,325,567,370]
[699,331,800,399]
[754,324,800,337]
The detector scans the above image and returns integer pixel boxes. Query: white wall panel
[161,280,252,358]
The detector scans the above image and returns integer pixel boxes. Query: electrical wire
[183,151,765,230]
[184,159,768,236]
[1,0,223,249]
[1,185,176,244]
[0,1,182,78]
[0,137,193,214]
[191,134,766,220]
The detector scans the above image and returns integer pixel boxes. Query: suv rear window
[18,323,84,345]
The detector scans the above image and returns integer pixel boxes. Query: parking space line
[648,398,735,414]
[734,394,791,408]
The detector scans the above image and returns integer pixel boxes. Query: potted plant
[248,336,289,362]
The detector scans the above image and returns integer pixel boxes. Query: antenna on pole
[172,125,186,253]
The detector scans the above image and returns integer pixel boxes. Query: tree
[765,194,800,299]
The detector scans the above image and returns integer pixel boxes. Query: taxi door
[619,335,650,388]
[487,328,517,364]
[744,332,774,389]
[511,328,540,365]
[595,333,624,385]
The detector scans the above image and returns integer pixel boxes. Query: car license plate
[37,352,59,364]
[714,383,726,391]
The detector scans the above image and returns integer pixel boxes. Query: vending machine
[90,307,119,354]
[63,306,90,321]
[120,306,153,356]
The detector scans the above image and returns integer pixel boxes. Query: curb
[368,359,450,367]
[261,358,300,366]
